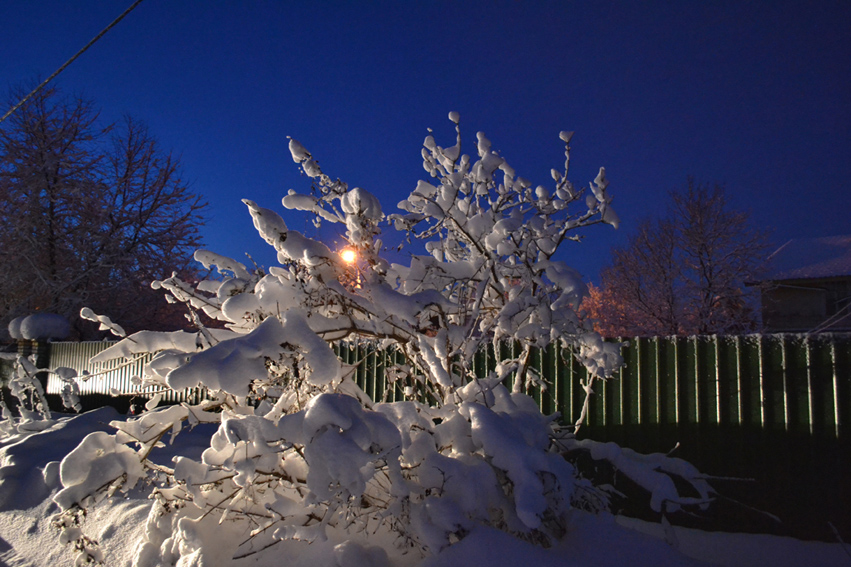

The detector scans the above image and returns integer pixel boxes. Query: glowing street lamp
[339,247,361,290]
[340,247,357,264]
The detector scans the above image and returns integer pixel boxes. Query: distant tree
[0,85,206,339]
[585,180,767,336]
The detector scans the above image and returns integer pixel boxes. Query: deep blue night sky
[1,1,849,282]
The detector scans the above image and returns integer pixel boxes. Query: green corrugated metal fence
[603,334,849,441]
[336,333,850,441]
[43,333,851,440]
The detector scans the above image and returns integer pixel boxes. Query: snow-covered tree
[52,116,712,566]
[0,85,206,339]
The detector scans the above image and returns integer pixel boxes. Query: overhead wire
[0,0,146,126]
[808,297,851,334]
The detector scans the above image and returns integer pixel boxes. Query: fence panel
[833,338,851,441]
[47,341,201,405]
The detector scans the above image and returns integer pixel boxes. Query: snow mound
[0,407,121,510]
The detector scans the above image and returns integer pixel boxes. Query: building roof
[764,235,851,281]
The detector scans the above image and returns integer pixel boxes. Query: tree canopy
[0,85,206,339]
[585,180,768,337]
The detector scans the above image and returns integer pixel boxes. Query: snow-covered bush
[0,355,84,438]
[2,355,52,427]
[0,313,79,434]
[52,115,711,565]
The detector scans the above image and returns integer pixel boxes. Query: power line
[809,297,851,334]
[0,0,146,126]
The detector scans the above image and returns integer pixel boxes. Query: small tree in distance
[0,85,207,339]
[584,180,768,337]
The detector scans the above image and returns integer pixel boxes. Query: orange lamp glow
[340,248,357,264]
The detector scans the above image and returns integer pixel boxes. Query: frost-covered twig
[79,307,131,340]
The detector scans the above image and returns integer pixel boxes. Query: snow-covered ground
[0,408,847,567]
